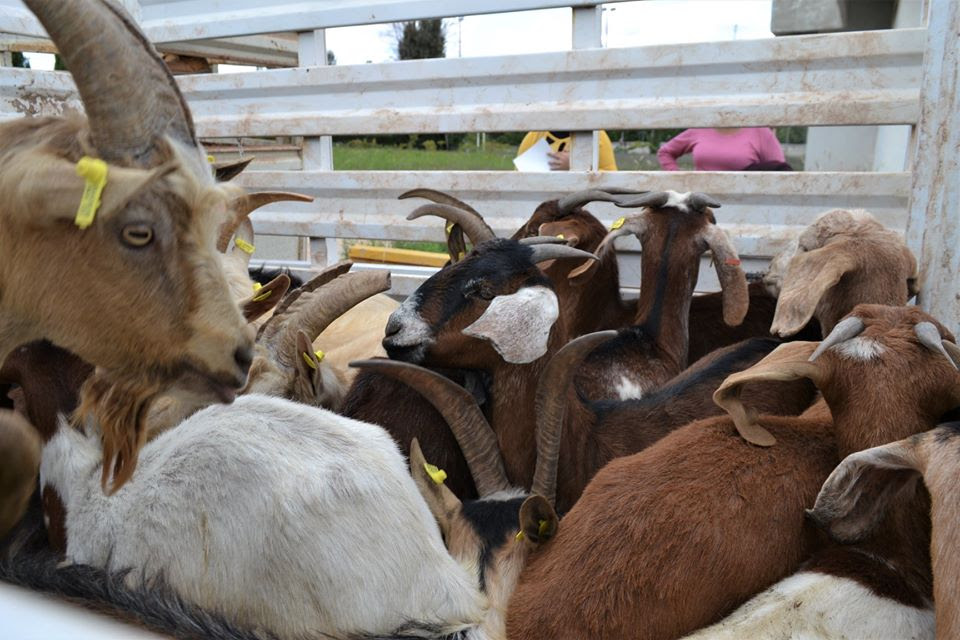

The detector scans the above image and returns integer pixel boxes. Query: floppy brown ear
[240,275,291,323]
[518,495,558,547]
[409,438,462,539]
[771,243,858,337]
[702,224,749,326]
[446,223,468,264]
[3,151,175,226]
[807,438,922,543]
[713,341,823,446]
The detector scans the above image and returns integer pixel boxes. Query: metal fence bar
[906,0,960,334]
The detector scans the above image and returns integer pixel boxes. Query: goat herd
[0,2,956,640]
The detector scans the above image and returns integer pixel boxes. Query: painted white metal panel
[235,169,910,290]
[137,0,634,43]
[905,0,960,334]
[0,0,44,38]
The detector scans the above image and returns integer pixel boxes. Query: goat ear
[4,152,175,226]
[771,244,857,337]
[713,341,823,447]
[409,439,462,538]
[241,275,291,323]
[293,330,322,385]
[463,286,560,364]
[446,223,468,264]
[806,439,922,543]
[702,225,749,326]
[518,495,558,547]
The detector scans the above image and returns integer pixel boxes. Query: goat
[768,208,918,337]
[506,305,960,640]
[0,412,40,541]
[0,0,260,502]
[568,190,749,401]
[808,420,960,639]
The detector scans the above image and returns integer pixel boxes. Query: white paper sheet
[512,137,553,172]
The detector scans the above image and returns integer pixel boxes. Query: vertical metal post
[298,29,338,266]
[905,0,960,333]
[570,5,602,171]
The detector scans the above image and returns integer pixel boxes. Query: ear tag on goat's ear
[610,217,625,231]
[235,237,255,254]
[207,155,216,164]
[538,519,550,537]
[458,251,466,261]
[556,234,565,240]
[423,462,447,485]
[302,352,319,370]
[515,530,526,542]
[251,282,272,302]
[314,349,325,363]
[74,156,108,229]
[445,221,455,236]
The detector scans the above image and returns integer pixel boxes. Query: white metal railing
[1,1,956,328]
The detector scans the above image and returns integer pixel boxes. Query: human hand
[547,150,570,171]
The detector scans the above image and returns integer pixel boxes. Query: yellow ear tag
[556,234,564,240]
[445,221,455,235]
[538,519,550,537]
[314,349,325,363]
[457,251,466,261]
[423,462,447,485]
[251,284,272,302]
[207,155,216,164]
[252,282,263,292]
[302,351,318,370]
[610,217,625,231]
[74,156,109,230]
[235,237,255,254]
[515,530,526,542]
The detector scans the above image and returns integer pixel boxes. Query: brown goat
[809,421,960,639]
[769,209,918,337]
[506,305,960,640]
[0,1,258,498]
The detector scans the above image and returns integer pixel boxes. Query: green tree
[395,19,445,60]
[11,52,29,68]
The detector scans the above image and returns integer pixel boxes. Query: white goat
[41,394,486,639]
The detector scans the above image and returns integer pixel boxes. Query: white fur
[385,293,433,355]
[833,337,888,361]
[665,190,693,212]
[41,395,485,639]
[615,375,645,400]
[681,571,933,640]
[463,286,559,364]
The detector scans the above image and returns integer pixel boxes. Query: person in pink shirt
[657,127,788,171]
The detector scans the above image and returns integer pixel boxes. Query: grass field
[333,144,516,170]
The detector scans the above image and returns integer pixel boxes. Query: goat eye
[121,224,154,248]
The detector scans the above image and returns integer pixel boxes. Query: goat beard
[75,371,163,496]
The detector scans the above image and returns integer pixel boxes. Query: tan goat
[0,0,259,512]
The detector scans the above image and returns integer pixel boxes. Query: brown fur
[0,115,253,492]
[0,411,41,540]
[506,305,960,640]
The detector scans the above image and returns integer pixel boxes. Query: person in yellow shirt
[517,130,618,171]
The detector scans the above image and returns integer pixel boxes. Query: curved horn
[406,204,496,247]
[274,272,391,363]
[265,261,354,328]
[528,243,599,265]
[809,316,866,362]
[399,188,484,218]
[614,191,671,210]
[519,235,570,246]
[217,191,314,253]
[914,322,958,370]
[24,0,196,164]
[557,190,648,215]
[349,359,511,496]
[214,157,255,182]
[531,331,617,506]
[688,192,722,212]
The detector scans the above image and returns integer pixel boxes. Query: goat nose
[384,315,402,339]
[233,345,253,376]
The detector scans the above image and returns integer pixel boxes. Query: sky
[25,0,773,71]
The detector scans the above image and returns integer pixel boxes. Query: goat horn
[614,191,671,210]
[268,261,354,322]
[557,190,648,215]
[809,316,866,362]
[531,331,617,506]
[528,243,598,265]
[275,271,391,364]
[23,0,196,164]
[217,192,314,253]
[348,359,512,496]
[399,189,484,218]
[519,236,570,246]
[406,204,496,247]
[688,192,721,212]
[214,157,255,182]
[914,322,958,370]
[942,340,960,369]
